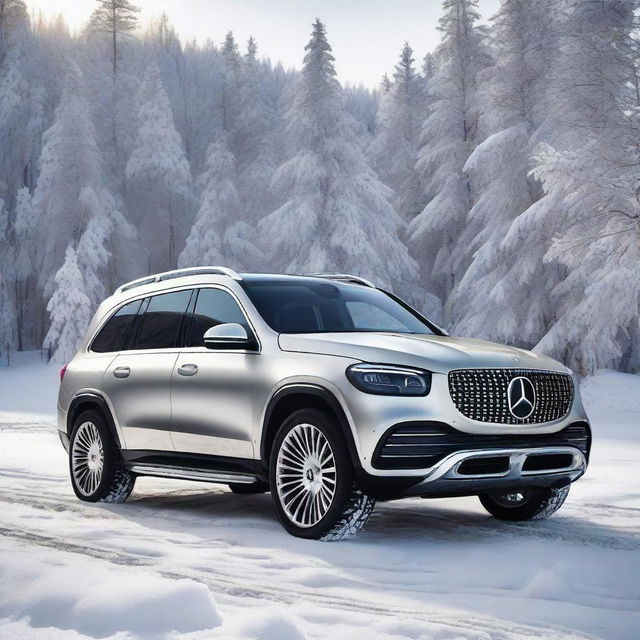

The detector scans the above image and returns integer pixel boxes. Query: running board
[129,464,257,485]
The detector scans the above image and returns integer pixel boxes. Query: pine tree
[43,246,91,364]
[0,198,16,361]
[408,0,490,309]
[125,62,193,272]
[370,43,423,219]
[179,136,259,270]
[259,20,434,312]
[32,62,126,301]
[449,0,561,339]
[89,0,139,76]
[12,186,34,349]
[235,37,282,234]
[527,0,640,374]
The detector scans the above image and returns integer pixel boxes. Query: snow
[0,353,638,639]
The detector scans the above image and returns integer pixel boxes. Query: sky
[27,0,501,87]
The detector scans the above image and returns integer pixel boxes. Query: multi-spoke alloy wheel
[276,423,337,528]
[69,409,135,503]
[72,421,104,496]
[270,409,375,540]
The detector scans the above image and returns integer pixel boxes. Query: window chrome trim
[87,283,261,355]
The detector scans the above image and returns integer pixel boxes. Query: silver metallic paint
[57,273,590,483]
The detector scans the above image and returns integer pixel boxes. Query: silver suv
[57,267,591,540]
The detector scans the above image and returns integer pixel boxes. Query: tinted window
[91,300,142,353]
[134,290,192,350]
[242,279,434,334]
[187,288,249,347]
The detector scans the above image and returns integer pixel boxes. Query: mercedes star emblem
[507,376,536,419]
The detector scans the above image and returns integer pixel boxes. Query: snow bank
[0,547,221,637]
[0,350,59,417]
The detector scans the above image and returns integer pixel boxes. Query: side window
[187,288,249,347]
[91,300,142,353]
[134,290,192,350]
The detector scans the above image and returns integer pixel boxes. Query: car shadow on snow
[99,482,640,553]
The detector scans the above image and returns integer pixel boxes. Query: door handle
[178,363,198,376]
[113,366,130,378]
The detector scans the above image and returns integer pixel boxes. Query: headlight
[346,363,431,396]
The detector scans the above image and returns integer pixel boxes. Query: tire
[69,409,135,503]
[229,480,270,494]
[479,485,570,521]
[269,408,375,541]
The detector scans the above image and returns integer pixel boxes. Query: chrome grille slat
[448,368,573,424]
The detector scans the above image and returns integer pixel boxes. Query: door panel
[170,286,260,459]
[103,351,179,450]
[170,350,259,458]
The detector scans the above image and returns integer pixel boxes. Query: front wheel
[69,409,135,503]
[269,409,375,541]
[479,485,570,521]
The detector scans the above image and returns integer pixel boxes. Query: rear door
[102,289,192,451]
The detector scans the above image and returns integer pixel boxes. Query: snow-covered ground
[0,353,638,640]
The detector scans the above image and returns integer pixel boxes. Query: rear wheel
[69,410,135,503]
[269,409,375,540]
[479,485,570,521]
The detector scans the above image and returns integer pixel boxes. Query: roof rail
[116,266,242,294]
[306,273,376,288]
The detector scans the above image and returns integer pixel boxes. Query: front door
[170,287,260,459]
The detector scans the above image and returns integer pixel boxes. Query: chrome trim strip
[412,446,586,484]
[129,464,257,484]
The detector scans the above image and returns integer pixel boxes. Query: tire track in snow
[0,482,638,552]
[0,525,591,640]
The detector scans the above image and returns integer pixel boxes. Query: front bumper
[357,443,588,500]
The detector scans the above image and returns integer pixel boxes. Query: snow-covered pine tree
[0,0,39,209]
[370,43,423,219]
[449,0,562,339]
[146,13,188,147]
[0,198,16,361]
[526,0,640,374]
[32,61,127,310]
[12,186,34,349]
[125,62,193,273]
[43,246,92,364]
[221,31,243,142]
[259,20,435,312]
[408,0,490,309]
[179,136,259,270]
[235,37,282,238]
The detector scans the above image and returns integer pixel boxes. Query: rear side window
[187,288,249,347]
[91,300,142,353]
[134,290,192,350]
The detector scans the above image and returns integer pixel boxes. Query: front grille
[448,368,574,424]
[372,420,590,470]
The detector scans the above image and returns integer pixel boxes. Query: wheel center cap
[306,468,314,481]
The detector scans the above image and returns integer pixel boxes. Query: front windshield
[241,279,436,335]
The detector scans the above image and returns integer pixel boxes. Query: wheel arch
[260,384,361,471]
[67,392,122,449]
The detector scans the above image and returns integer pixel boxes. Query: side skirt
[122,450,265,485]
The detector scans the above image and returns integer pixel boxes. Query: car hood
[278,332,567,374]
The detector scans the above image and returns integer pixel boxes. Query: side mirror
[203,323,250,348]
